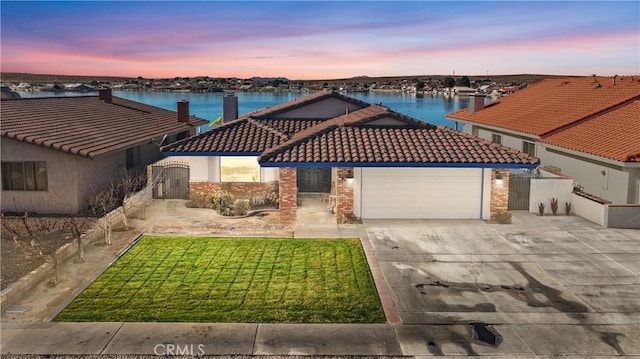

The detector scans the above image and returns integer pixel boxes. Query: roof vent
[594,83,602,89]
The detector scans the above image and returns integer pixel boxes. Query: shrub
[233,199,251,216]
[550,198,559,215]
[265,190,279,209]
[564,202,572,215]
[538,202,546,216]
[186,191,211,208]
[491,210,512,224]
[211,192,234,213]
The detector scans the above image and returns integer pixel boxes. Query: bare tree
[63,216,90,263]
[113,171,146,229]
[88,183,117,245]
[87,170,146,245]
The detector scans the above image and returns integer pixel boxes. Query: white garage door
[360,168,483,219]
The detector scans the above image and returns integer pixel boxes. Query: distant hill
[1,72,134,84]
[1,72,577,87]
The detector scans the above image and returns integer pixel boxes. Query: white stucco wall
[261,167,279,182]
[538,145,630,203]
[277,98,363,118]
[529,177,574,213]
[353,167,362,217]
[572,193,606,226]
[481,168,492,220]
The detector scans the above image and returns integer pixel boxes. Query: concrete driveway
[364,212,639,357]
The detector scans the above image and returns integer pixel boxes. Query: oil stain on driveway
[364,213,639,357]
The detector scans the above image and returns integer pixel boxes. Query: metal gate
[151,163,190,199]
[508,169,532,210]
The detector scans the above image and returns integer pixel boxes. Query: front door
[297,168,331,193]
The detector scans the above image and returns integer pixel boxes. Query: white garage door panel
[361,168,482,219]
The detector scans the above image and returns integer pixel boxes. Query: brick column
[279,167,297,223]
[336,168,355,223]
[490,169,510,216]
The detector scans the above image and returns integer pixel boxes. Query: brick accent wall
[278,168,297,223]
[490,169,510,216]
[190,181,277,201]
[335,168,355,223]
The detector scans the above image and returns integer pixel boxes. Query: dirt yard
[0,216,91,290]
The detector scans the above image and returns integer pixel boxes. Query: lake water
[17,90,472,131]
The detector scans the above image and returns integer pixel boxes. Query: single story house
[1,88,207,214]
[162,90,538,222]
[447,76,640,204]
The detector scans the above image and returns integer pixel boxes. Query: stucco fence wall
[527,169,639,229]
[0,186,153,311]
[528,170,574,214]
[572,192,640,229]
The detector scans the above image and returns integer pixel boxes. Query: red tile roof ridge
[246,117,289,140]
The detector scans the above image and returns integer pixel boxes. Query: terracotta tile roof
[259,106,538,167]
[447,76,640,136]
[245,89,369,119]
[1,96,207,158]
[541,101,640,163]
[161,118,324,154]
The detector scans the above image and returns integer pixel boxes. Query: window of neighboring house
[492,134,502,144]
[522,141,536,156]
[126,146,141,169]
[1,161,48,191]
[220,156,260,182]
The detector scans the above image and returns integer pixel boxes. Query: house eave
[541,143,640,169]
[258,161,539,169]
[450,119,542,140]
[163,151,262,157]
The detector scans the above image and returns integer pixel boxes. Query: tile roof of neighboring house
[541,100,640,163]
[259,106,538,167]
[244,89,370,119]
[447,76,640,137]
[1,95,207,159]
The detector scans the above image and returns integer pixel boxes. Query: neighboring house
[162,90,538,222]
[1,89,207,214]
[447,76,640,204]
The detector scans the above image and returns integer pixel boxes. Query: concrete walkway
[2,200,639,357]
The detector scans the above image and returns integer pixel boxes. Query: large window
[492,134,502,144]
[1,161,48,191]
[126,146,141,169]
[220,156,260,182]
[522,141,536,156]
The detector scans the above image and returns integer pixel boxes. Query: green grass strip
[55,236,385,323]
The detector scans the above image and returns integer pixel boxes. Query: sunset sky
[1,1,638,80]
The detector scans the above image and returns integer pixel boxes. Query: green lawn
[55,236,385,323]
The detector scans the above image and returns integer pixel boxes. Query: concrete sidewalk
[0,322,401,356]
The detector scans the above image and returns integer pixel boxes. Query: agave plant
[550,198,559,215]
[538,202,546,216]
